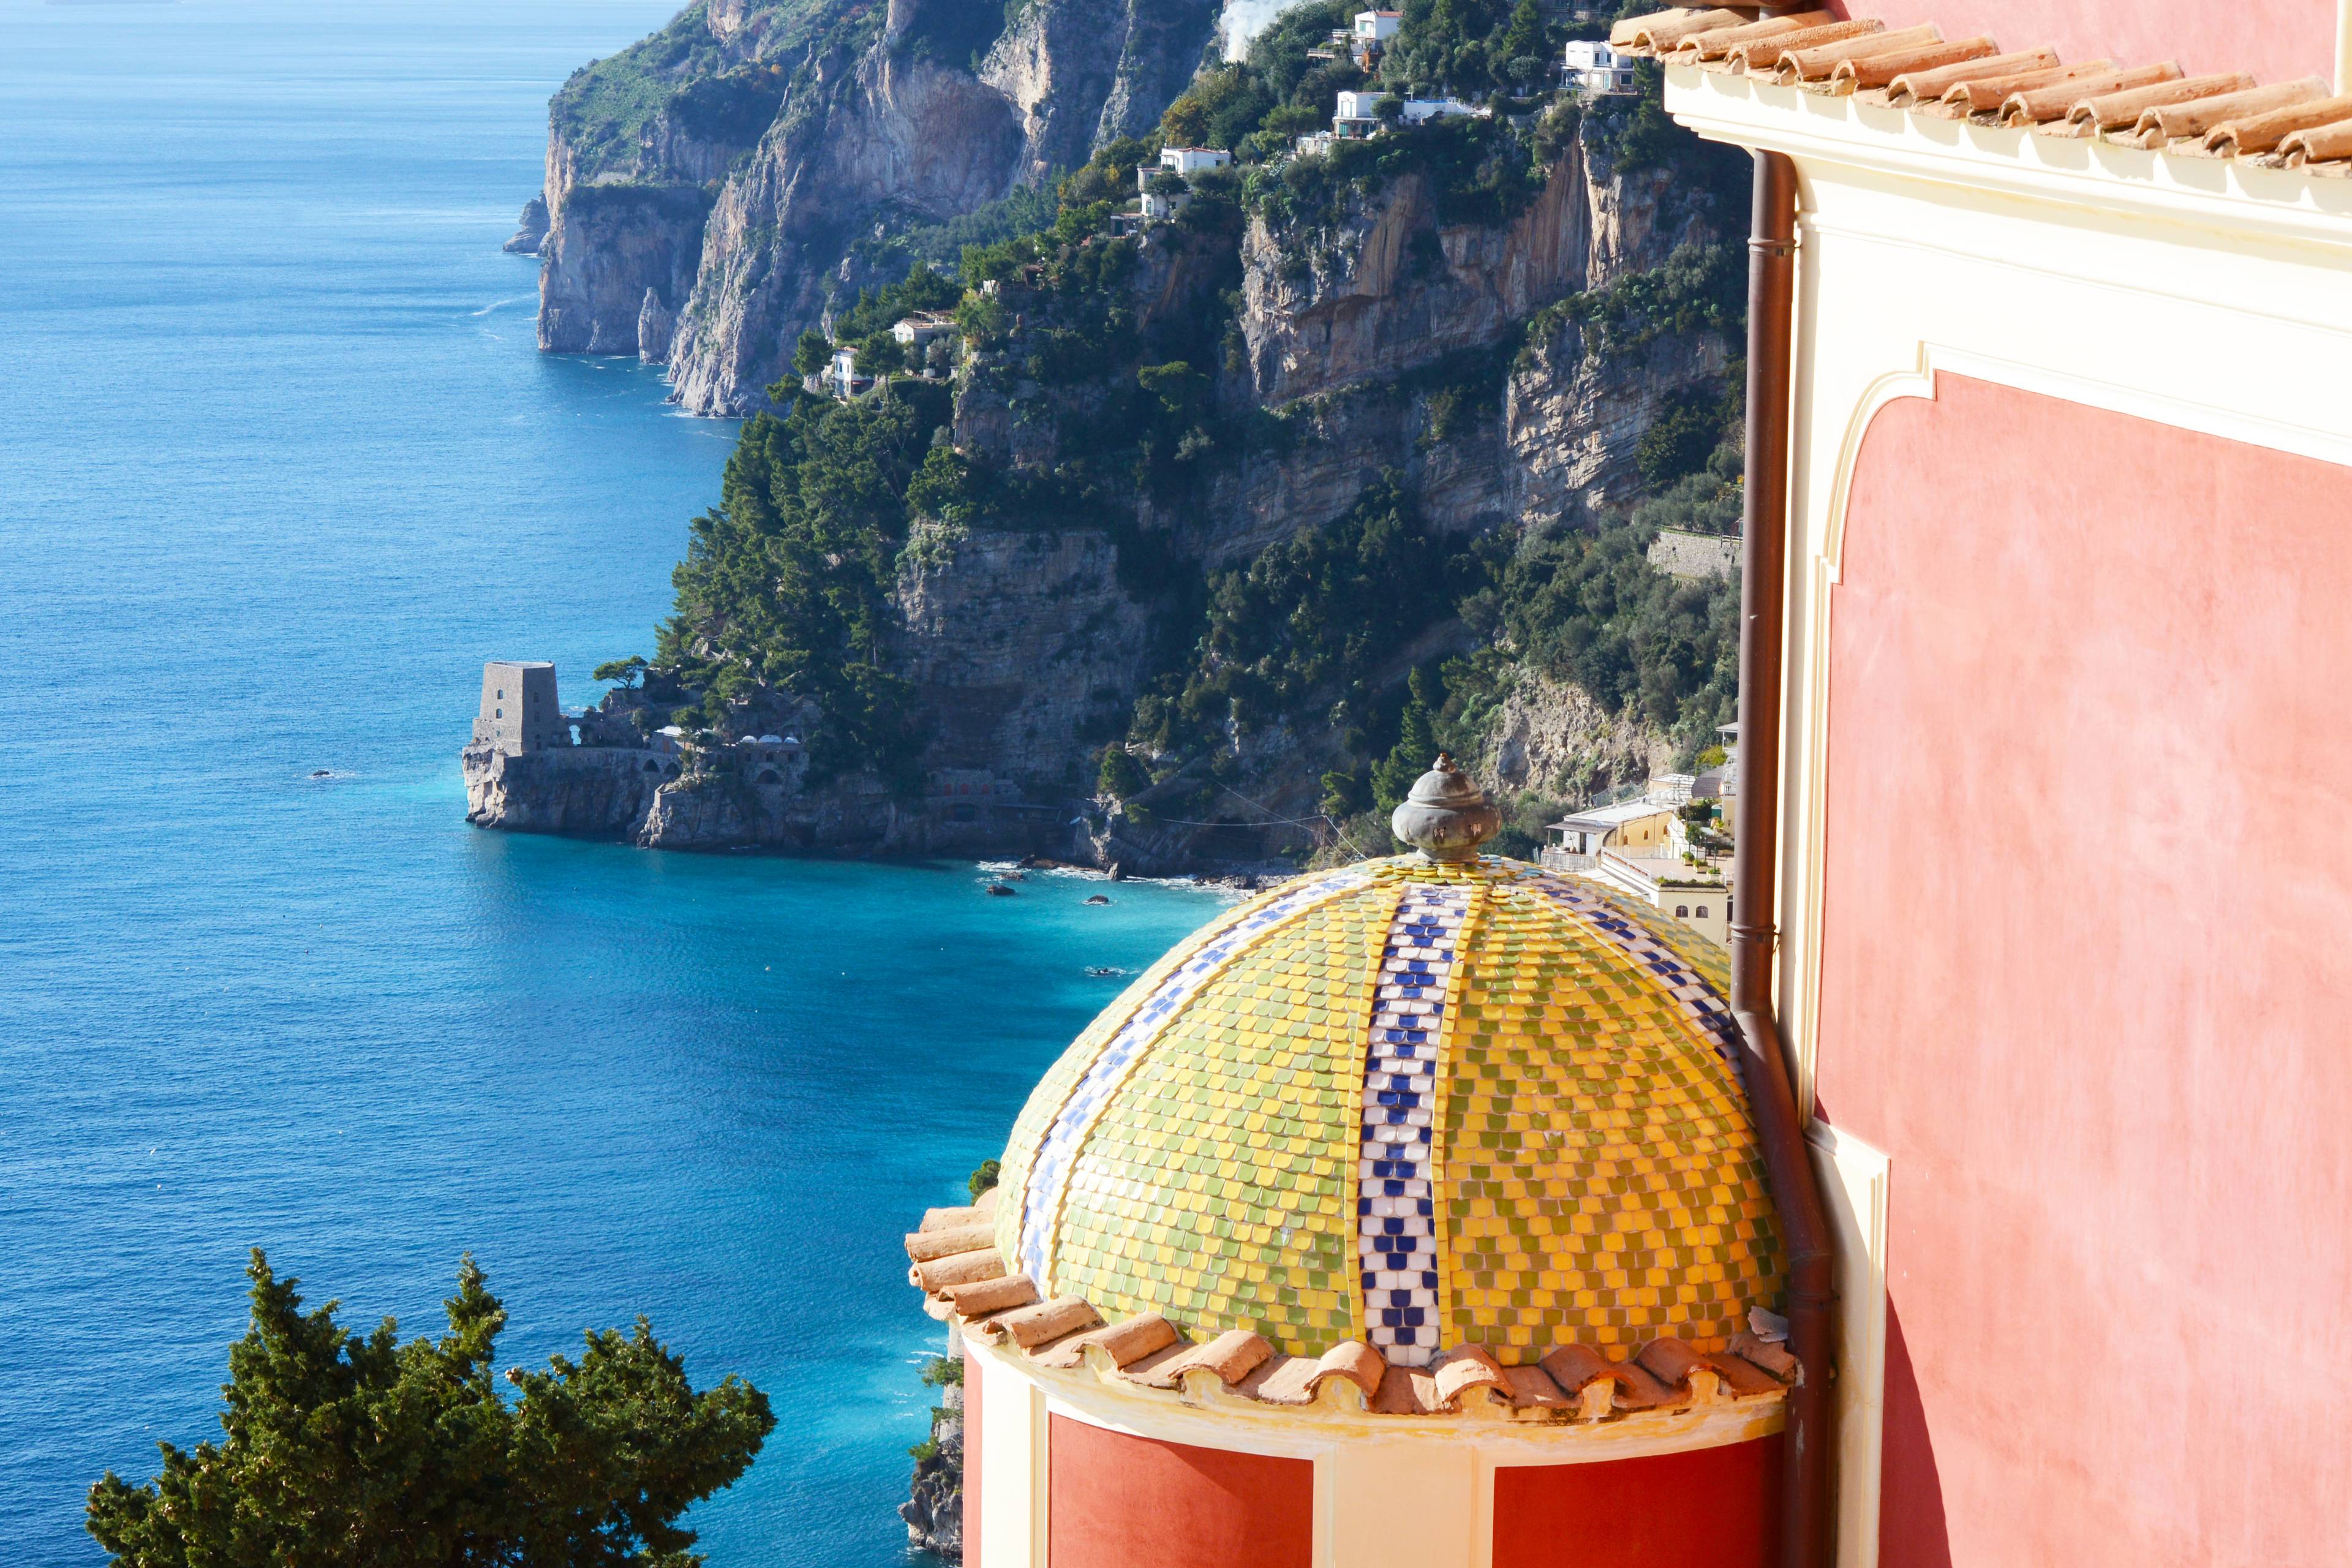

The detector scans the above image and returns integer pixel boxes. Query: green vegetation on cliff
[659,383,953,787]
[610,0,1749,858]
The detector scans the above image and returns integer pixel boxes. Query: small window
[1675,905,1689,918]
[1695,905,1709,918]
[496,689,503,699]
[495,708,502,718]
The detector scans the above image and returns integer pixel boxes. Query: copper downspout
[1732,149,1838,1568]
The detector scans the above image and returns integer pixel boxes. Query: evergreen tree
[1371,666,1442,818]
[87,1251,773,1568]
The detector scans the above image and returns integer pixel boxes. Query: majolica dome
[993,851,1785,1368]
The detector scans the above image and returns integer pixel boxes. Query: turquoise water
[0,2,1221,1562]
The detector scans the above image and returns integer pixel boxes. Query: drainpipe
[1730,149,1838,1568]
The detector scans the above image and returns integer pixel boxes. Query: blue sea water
[0,3,1223,1562]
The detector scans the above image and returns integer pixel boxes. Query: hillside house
[1590,846,1733,946]
[824,344,872,399]
[1333,89,1390,138]
[1563,38,1638,94]
[1541,796,1676,870]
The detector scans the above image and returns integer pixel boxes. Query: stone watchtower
[472,661,562,755]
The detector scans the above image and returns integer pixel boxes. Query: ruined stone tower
[472,661,562,755]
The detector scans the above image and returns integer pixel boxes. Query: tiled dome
[993,854,1785,1368]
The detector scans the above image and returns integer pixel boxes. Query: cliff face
[980,0,1220,181]
[530,0,1220,408]
[892,522,1151,797]
[1236,151,1590,407]
[488,39,1746,869]
[666,45,1028,413]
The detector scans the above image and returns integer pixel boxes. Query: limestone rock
[502,195,548,255]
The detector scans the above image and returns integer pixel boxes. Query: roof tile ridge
[1884,47,2057,109]
[905,1220,997,1263]
[1721,18,1882,74]
[1670,10,1830,63]
[1778,23,1942,86]
[2128,78,2328,151]
[2278,113,2352,167]
[2000,61,2179,127]
[1938,59,2112,119]
[1613,7,1751,54]
[1828,36,1996,97]
[2059,70,2252,137]
[1028,1310,1178,1371]
[2204,92,2352,156]
[910,1244,1008,1295]
[1430,1343,1512,1413]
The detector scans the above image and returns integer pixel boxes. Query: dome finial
[1389,752,1500,862]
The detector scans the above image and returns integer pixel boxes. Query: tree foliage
[659,386,951,786]
[86,1251,772,1568]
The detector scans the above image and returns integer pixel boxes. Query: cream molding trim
[966,1336,1786,1465]
[1665,67,2352,252]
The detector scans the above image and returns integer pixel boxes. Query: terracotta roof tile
[1431,1345,1511,1410]
[1726,18,1882,74]
[1831,36,1996,94]
[1612,8,1753,52]
[1729,1329,1801,1384]
[1781,23,1940,85]
[1668,11,1834,62]
[1315,1340,1389,1399]
[1025,1314,1159,1370]
[2002,62,2179,127]
[2283,119,2352,168]
[943,1273,1039,1317]
[1881,47,2057,108]
[1372,1364,1446,1415]
[1615,6,2352,175]
[920,1203,990,1231]
[2057,71,2252,137]
[2206,93,2352,156]
[907,1221,998,1262]
[1501,1363,1575,1413]
[2113,78,2326,149]
[978,1295,1102,1349]
[901,1215,1795,1425]
[1120,1328,1273,1390]
[912,1246,1007,1293]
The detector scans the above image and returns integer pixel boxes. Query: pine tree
[87,1250,774,1568]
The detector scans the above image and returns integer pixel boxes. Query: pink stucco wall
[1815,374,2352,1567]
[1821,1,2340,88]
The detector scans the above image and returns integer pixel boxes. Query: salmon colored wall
[1047,1416,1313,1568]
[1493,1437,1782,1568]
[1817,374,2352,1567]
[964,1352,982,1566]
[1821,1,2339,86]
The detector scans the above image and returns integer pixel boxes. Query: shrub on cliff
[86,1250,772,1568]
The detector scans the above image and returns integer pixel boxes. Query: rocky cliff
[529,0,1221,408]
[475,104,1743,869]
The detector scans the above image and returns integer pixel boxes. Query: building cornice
[1664,64,2352,258]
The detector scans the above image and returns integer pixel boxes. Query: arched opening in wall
[756,769,780,785]
[644,760,662,774]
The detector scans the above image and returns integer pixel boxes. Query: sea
[0,2,1224,1562]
